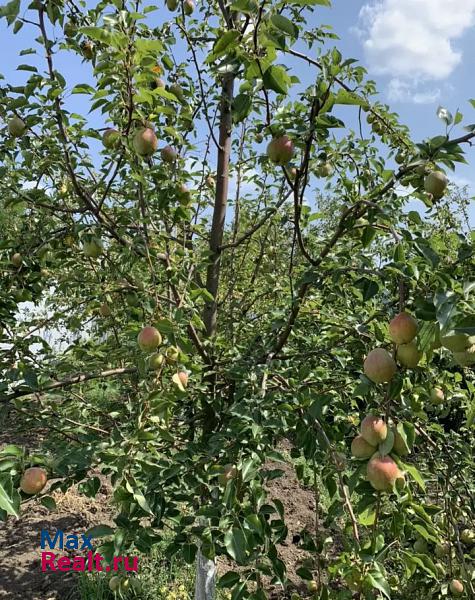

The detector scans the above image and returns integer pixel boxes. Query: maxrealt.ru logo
[40,530,139,573]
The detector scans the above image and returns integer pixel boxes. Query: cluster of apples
[137,326,188,391]
[351,415,406,492]
[165,0,195,15]
[363,312,421,384]
[102,125,179,163]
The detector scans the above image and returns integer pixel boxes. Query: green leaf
[270,14,298,38]
[401,462,426,492]
[40,496,57,511]
[182,543,197,564]
[262,65,291,95]
[334,89,368,108]
[218,571,241,588]
[211,29,240,58]
[85,524,115,538]
[378,429,394,456]
[232,93,252,123]
[0,477,20,517]
[224,528,247,564]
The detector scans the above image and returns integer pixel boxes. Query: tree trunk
[194,549,217,600]
[196,72,234,600]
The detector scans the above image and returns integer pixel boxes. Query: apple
[267,136,294,165]
[166,0,178,9]
[360,415,387,446]
[148,352,165,370]
[161,145,177,163]
[367,455,401,492]
[102,128,120,149]
[184,0,195,15]
[424,171,448,198]
[205,175,215,188]
[363,348,397,383]
[306,580,318,593]
[449,579,464,596]
[166,345,180,362]
[83,239,103,258]
[169,83,184,101]
[397,342,422,368]
[8,116,26,138]
[173,371,189,391]
[137,326,162,351]
[287,167,297,180]
[389,312,418,345]
[351,435,376,459]
[255,132,264,143]
[453,345,475,366]
[133,127,158,157]
[151,77,165,89]
[441,333,474,352]
[11,253,22,267]
[315,161,334,178]
[430,387,445,405]
[20,467,48,495]
[460,529,475,545]
[81,40,94,60]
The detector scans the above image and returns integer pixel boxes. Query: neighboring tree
[1,1,474,599]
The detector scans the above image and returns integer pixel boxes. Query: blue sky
[1,0,474,224]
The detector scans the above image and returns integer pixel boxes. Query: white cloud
[357,0,475,102]
[387,78,441,104]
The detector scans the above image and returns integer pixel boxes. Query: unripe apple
[64,20,76,37]
[138,326,162,351]
[287,167,297,180]
[389,312,418,345]
[109,576,122,592]
[218,464,237,485]
[151,77,165,90]
[81,40,94,60]
[413,538,428,553]
[460,529,475,545]
[166,0,178,9]
[148,352,165,370]
[102,128,120,149]
[83,239,103,258]
[169,83,184,101]
[133,127,158,157]
[351,435,376,459]
[255,132,264,143]
[267,135,294,165]
[20,467,48,495]
[11,253,22,267]
[205,175,215,188]
[8,116,26,138]
[166,345,180,362]
[449,579,464,596]
[99,303,111,317]
[161,145,177,163]
[453,345,475,366]
[424,170,448,198]
[306,580,318,593]
[363,348,397,383]
[397,341,422,368]
[315,161,334,178]
[441,333,473,352]
[367,455,401,492]
[430,387,445,405]
[360,415,387,446]
[395,152,405,165]
[184,0,195,15]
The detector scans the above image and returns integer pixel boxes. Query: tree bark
[203,73,235,338]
